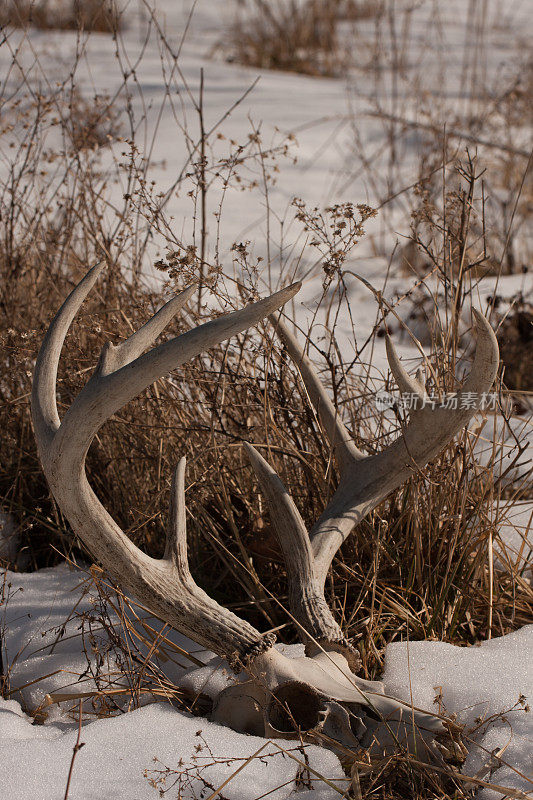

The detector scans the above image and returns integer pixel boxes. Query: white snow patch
[0,699,346,800]
[1,566,345,798]
[3,565,533,799]
[383,627,533,799]
[0,698,60,741]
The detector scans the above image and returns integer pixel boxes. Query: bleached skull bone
[179,646,443,756]
[31,262,499,756]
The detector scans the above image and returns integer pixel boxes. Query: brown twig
[63,699,85,800]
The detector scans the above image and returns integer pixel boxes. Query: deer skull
[179,645,443,758]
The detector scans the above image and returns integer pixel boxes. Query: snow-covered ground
[1,565,532,799]
[0,697,346,800]
[384,628,533,799]
[0,565,348,799]
[1,1,532,798]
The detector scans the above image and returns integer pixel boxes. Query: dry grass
[0,0,121,33]
[225,0,381,77]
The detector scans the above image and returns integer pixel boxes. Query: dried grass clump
[66,89,122,151]
[229,0,339,76]
[405,140,532,279]
[226,0,380,76]
[0,0,121,33]
[338,0,383,21]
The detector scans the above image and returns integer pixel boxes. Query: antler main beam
[32,262,301,669]
[246,313,499,655]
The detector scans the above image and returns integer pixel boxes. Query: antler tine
[269,315,363,471]
[98,285,197,376]
[165,457,188,568]
[244,442,356,659]
[463,309,500,393]
[55,281,302,458]
[32,265,300,670]
[32,261,197,442]
[32,261,106,445]
[244,442,313,579]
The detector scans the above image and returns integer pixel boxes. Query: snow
[2,564,127,715]
[494,502,533,578]
[0,564,211,716]
[0,697,346,800]
[1,565,346,800]
[0,698,59,741]
[383,627,533,799]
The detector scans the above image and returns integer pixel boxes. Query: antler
[31,262,301,670]
[245,312,499,660]
[33,263,481,748]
